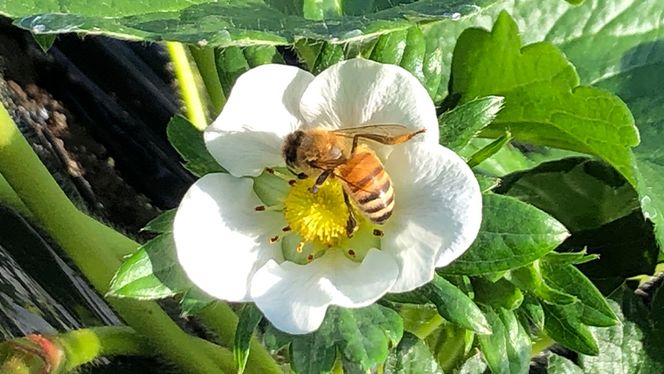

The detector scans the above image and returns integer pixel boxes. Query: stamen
[372,229,384,237]
[348,249,356,257]
[282,226,291,232]
[283,177,349,247]
[269,235,279,243]
[306,255,314,263]
[255,205,265,211]
[296,242,305,253]
[288,179,296,186]
[255,204,284,212]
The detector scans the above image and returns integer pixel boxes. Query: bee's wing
[330,124,411,138]
[331,124,425,146]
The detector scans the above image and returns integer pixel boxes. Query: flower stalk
[189,45,226,114]
[166,41,209,130]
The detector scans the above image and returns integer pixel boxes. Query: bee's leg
[309,169,332,193]
[343,190,358,236]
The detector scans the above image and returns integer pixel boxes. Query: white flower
[173,59,482,335]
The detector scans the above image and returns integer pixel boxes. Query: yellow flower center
[283,177,349,246]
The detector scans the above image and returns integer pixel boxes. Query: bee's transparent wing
[331,124,425,146]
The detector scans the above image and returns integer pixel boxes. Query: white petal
[382,142,482,292]
[299,58,439,143]
[174,174,285,302]
[250,249,397,334]
[204,65,315,177]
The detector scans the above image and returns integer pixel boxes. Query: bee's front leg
[309,169,332,193]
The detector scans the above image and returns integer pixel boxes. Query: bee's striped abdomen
[337,149,395,225]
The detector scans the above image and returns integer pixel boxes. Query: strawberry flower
[173,59,482,334]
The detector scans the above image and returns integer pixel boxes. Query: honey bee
[282,124,426,235]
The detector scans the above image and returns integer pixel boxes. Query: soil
[0,18,193,233]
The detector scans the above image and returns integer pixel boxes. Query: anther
[255,205,266,211]
[269,235,279,243]
[307,255,314,263]
[265,167,275,174]
[296,242,305,253]
[348,249,356,256]
[372,229,384,237]
[288,179,296,186]
[282,226,291,232]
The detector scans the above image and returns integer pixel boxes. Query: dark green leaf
[166,115,225,177]
[32,33,55,51]
[441,194,569,275]
[5,1,496,47]
[473,277,523,310]
[234,304,263,374]
[108,233,191,299]
[384,332,443,374]
[540,261,618,327]
[542,303,599,356]
[466,132,512,168]
[497,157,639,232]
[438,96,504,151]
[559,211,659,280]
[450,11,639,184]
[419,275,491,335]
[477,307,530,374]
[141,209,176,233]
[577,286,664,373]
[460,139,534,177]
[285,304,403,373]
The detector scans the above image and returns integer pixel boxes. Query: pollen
[283,177,349,246]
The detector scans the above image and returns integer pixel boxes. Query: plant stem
[57,327,150,370]
[0,173,31,217]
[531,334,554,357]
[0,104,225,374]
[166,42,208,130]
[189,46,226,114]
[198,302,283,374]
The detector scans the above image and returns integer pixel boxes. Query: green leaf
[166,115,225,177]
[141,209,176,233]
[466,132,512,168]
[507,262,577,306]
[107,233,191,299]
[542,303,599,356]
[460,139,534,177]
[457,352,488,374]
[577,286,664,373]
[383,332,443,374]
[234,304,263,374]
[179,287,214,317]
[418,275,491,335]
[540,261,618,327]
[438,96,504,151]
[497,157,639,232]
[450,11,639,184]
[477,307,530,374]
[285,305,403,373]
[541,251,598,266]
[4,0,495,47]
[441,194,569,275]
[515,294,544,333]
[215,45,283,96]
[547,353,584,374]
[472,276,523,310]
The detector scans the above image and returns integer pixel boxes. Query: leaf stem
[189,46,226,114]
[166,42,208,130]
[0,104,225,374]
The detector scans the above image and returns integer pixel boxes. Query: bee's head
[283,130,305,169]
